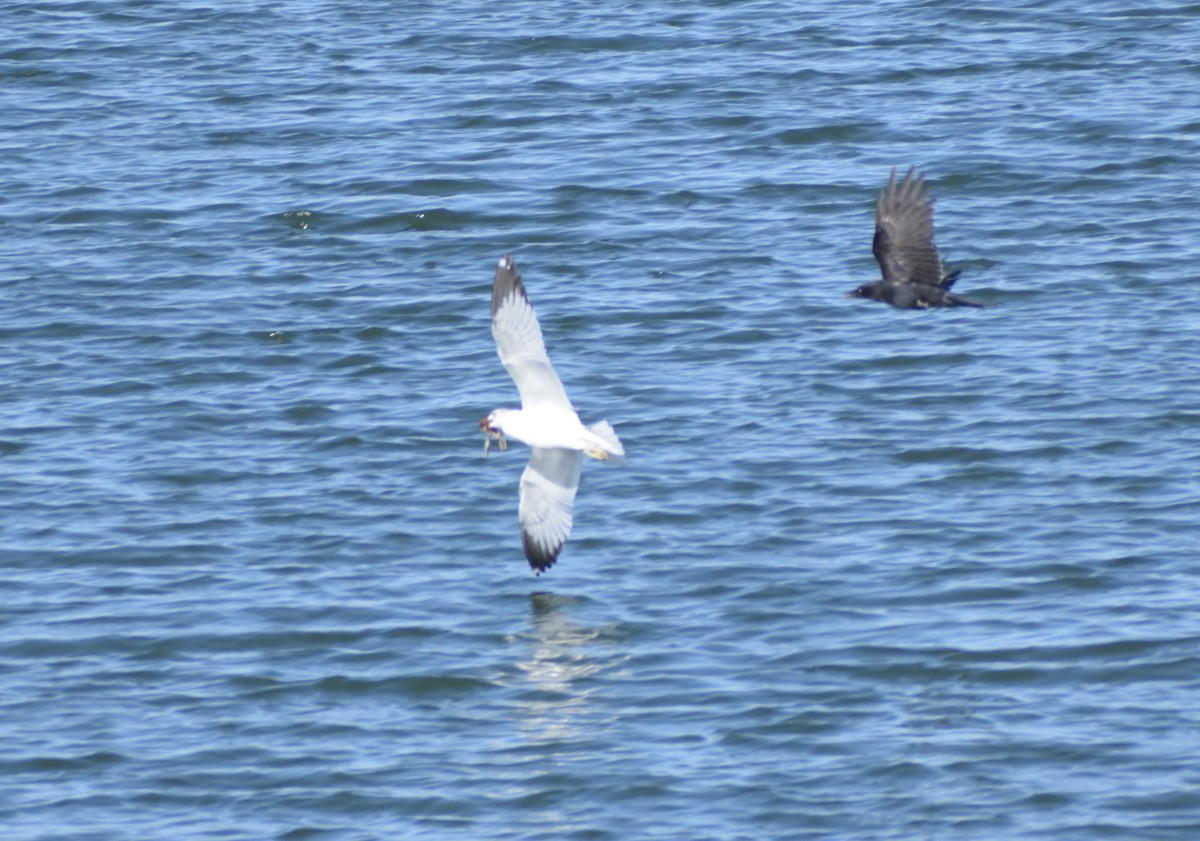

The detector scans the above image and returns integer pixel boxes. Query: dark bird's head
[847,281,886,302]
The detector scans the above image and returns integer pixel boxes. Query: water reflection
[512,592,605,745]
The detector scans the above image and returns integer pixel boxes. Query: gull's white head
[481,408,514,434]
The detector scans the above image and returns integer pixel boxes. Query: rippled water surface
[4,1,1200,838]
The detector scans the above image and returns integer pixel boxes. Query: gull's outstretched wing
[518,447,583,573]
[872,166,949,288]
[491,255,573,410]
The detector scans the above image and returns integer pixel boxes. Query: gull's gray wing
[491,255,573,410]
[872,166,949,288]
[518,447,583,573]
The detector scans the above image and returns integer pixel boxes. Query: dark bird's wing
[491,255,573,410]
[518,447,583,573]
[872,166,950,288]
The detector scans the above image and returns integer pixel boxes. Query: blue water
[4,1,1200,838]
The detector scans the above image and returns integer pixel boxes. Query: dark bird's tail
[945,291,983,308]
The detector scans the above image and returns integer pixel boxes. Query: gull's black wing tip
[492,254,528,317]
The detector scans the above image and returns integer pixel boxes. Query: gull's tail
[585,420,626,463]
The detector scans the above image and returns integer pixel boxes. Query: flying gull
[480,255,625,574]
[847,166,982,309]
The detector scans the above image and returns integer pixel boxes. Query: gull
[847,166,983,309]
[480,255,625,574]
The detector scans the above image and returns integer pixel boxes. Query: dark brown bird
[848,166,982,309]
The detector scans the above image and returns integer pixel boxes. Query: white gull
[480,255,624,574]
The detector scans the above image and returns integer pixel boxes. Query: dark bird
[847,166,982,309]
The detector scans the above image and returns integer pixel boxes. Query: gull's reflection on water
[511,592,609,745]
